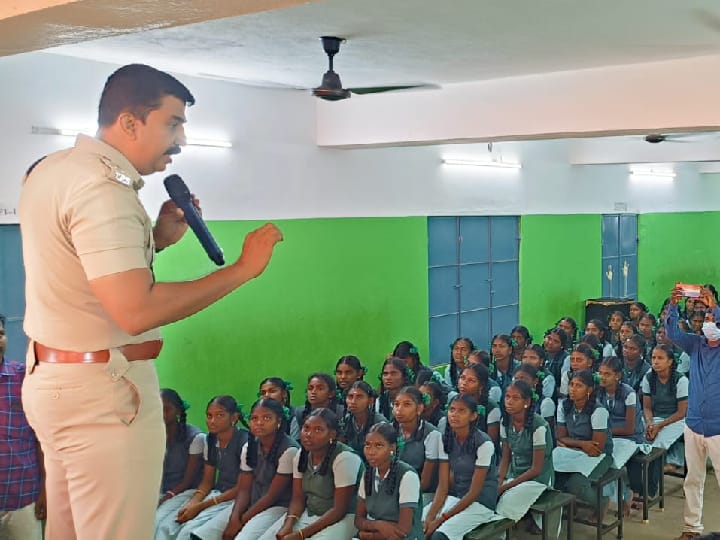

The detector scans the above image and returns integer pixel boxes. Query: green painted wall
[519,215,602,341]
[638,212,720,314]
[154,217,429,427]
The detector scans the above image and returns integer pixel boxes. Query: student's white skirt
[190,503,288,539]
[257,510,356,540]
[496,480,548,521]
[552,447,606,477]
[422,496,502,538]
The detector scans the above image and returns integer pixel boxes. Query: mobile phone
[676,282,702,298]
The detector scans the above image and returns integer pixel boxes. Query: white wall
[2,52,719,224]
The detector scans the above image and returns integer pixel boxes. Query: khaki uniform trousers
[22,343,164,540]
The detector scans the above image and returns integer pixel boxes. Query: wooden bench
[529,489,576,540]
[628,446,666,523]
[464,517,515,540]
[573,467,625,540]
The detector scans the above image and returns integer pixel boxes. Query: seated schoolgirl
[293,373,345,440]
[259,408,363,540]
[467,350,502,403]
[641,344,688,478]
[655,325,691,375]
[189,398,298,540]
[342,381,387,458]
[157,389,205,508]
[579,333,605,370]
[258,377,296,437]
[423,395,499,540]
[585,319,615,358]
[510,325,533,362]
[393,386,442,505]
[556,317,579,352]
[638,314,658,358]
[596,357,645,512]
[513,364,555,428]
[442,337,474,390]
[376,357,413,422]
[543,327,570,385]
[497,380,554,532]
[355,423,423,540]
[608,311,626,349]
[558,343,596,399]
[521,344,556,400]
[555,370,613,523]
[391,341,435,388]
[629,301,648,326]
[417,379,447,427]
[335,355,366,399]
[621,335,651,392]
[614,321,638,359]
[489,334,520,395]
[441,364,500,448]
[155,396,249,540]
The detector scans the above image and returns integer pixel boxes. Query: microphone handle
[181,201,225,266]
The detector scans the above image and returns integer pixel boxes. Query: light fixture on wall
[629,165,675,181]
[441,158,522,169]
[31,126,233,148]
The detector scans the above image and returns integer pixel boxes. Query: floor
[511,472,720,540]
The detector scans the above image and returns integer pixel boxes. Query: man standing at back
[19,64,282,539]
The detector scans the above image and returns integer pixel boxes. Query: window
[601,214,638,299]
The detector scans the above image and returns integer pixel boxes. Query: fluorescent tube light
[31,126,232,148]
[442,158,521,169]
[629,166,675,180]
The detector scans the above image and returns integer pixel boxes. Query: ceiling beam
[316,54,720,148]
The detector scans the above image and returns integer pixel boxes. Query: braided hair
[335,355,366,397]
[392,341,423,382]
[442,394,482,456]
[258,377,292,406]
[343,380,377,444]
[300,372,340,428]
[378,357,412,419]
[459,364,490,432]
[489,334,513,380]
[392,386,427,443]
[501,379,535,433]
[246,398,288,469]
[448,337,475,388]
[205,395,247,462]
[562,370,600,417]
[514,363,543,414]
[648,344,679,397]
[418,380,447,426]
[161,388,188,443]
[363,422,400,496]
[297,408,340,476]
[556,317,578,345]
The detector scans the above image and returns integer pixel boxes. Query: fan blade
[348,84,439,95]
[692,8,720,33]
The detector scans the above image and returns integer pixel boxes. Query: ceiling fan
[643,132,720,144]
[311,36,437,101]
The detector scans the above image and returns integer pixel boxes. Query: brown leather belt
[34,340,163,364]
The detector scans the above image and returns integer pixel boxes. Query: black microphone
[163,174,225,266]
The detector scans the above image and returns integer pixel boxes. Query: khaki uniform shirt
[19,135,160,351]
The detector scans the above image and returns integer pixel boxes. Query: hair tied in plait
[592,372,602,384]
[421,392,432,405]
[282,406,291,421]
[181,399,191,411]
[476,404,486,416]
[531,390,540,402]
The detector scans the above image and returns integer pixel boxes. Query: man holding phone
[666,284,720,540]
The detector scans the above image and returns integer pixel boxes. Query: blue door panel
[428,217,457,267]
[459,264,490,312]
[601,215,619,257]
[490,217,519,261]
[459,217,489,264]
[620,215,638,256]
[0,226,26,361]
[491,261,519,306]
[620,255,638,299]
[601,256,620,298]
[430,314,459,365]
[429,266,458,317]
[460,309,490,352]
[491,305,519,338]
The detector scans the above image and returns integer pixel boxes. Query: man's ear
[116,111,137,139]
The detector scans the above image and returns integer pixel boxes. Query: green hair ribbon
[592,372,602,384]
[421,392,432,406]
[511,338,519,348]
[396,437,406,451]
[181,399,191,411]
[476,405,486,416]
[430,371,443,384]
[284,380,294,391]
[537,370,546,381]
[409,346,418,354]
[282,406,291,421]
[531,390,540,402]
[591,349,600,360]
[405,367,415,381]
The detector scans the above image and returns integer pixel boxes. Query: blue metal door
[428,216,519,365]
[601,214,638,299]
[0,225,26,361]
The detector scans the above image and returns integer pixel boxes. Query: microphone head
[163,174,190,203]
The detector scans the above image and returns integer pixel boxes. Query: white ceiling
[5,0,720,164]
